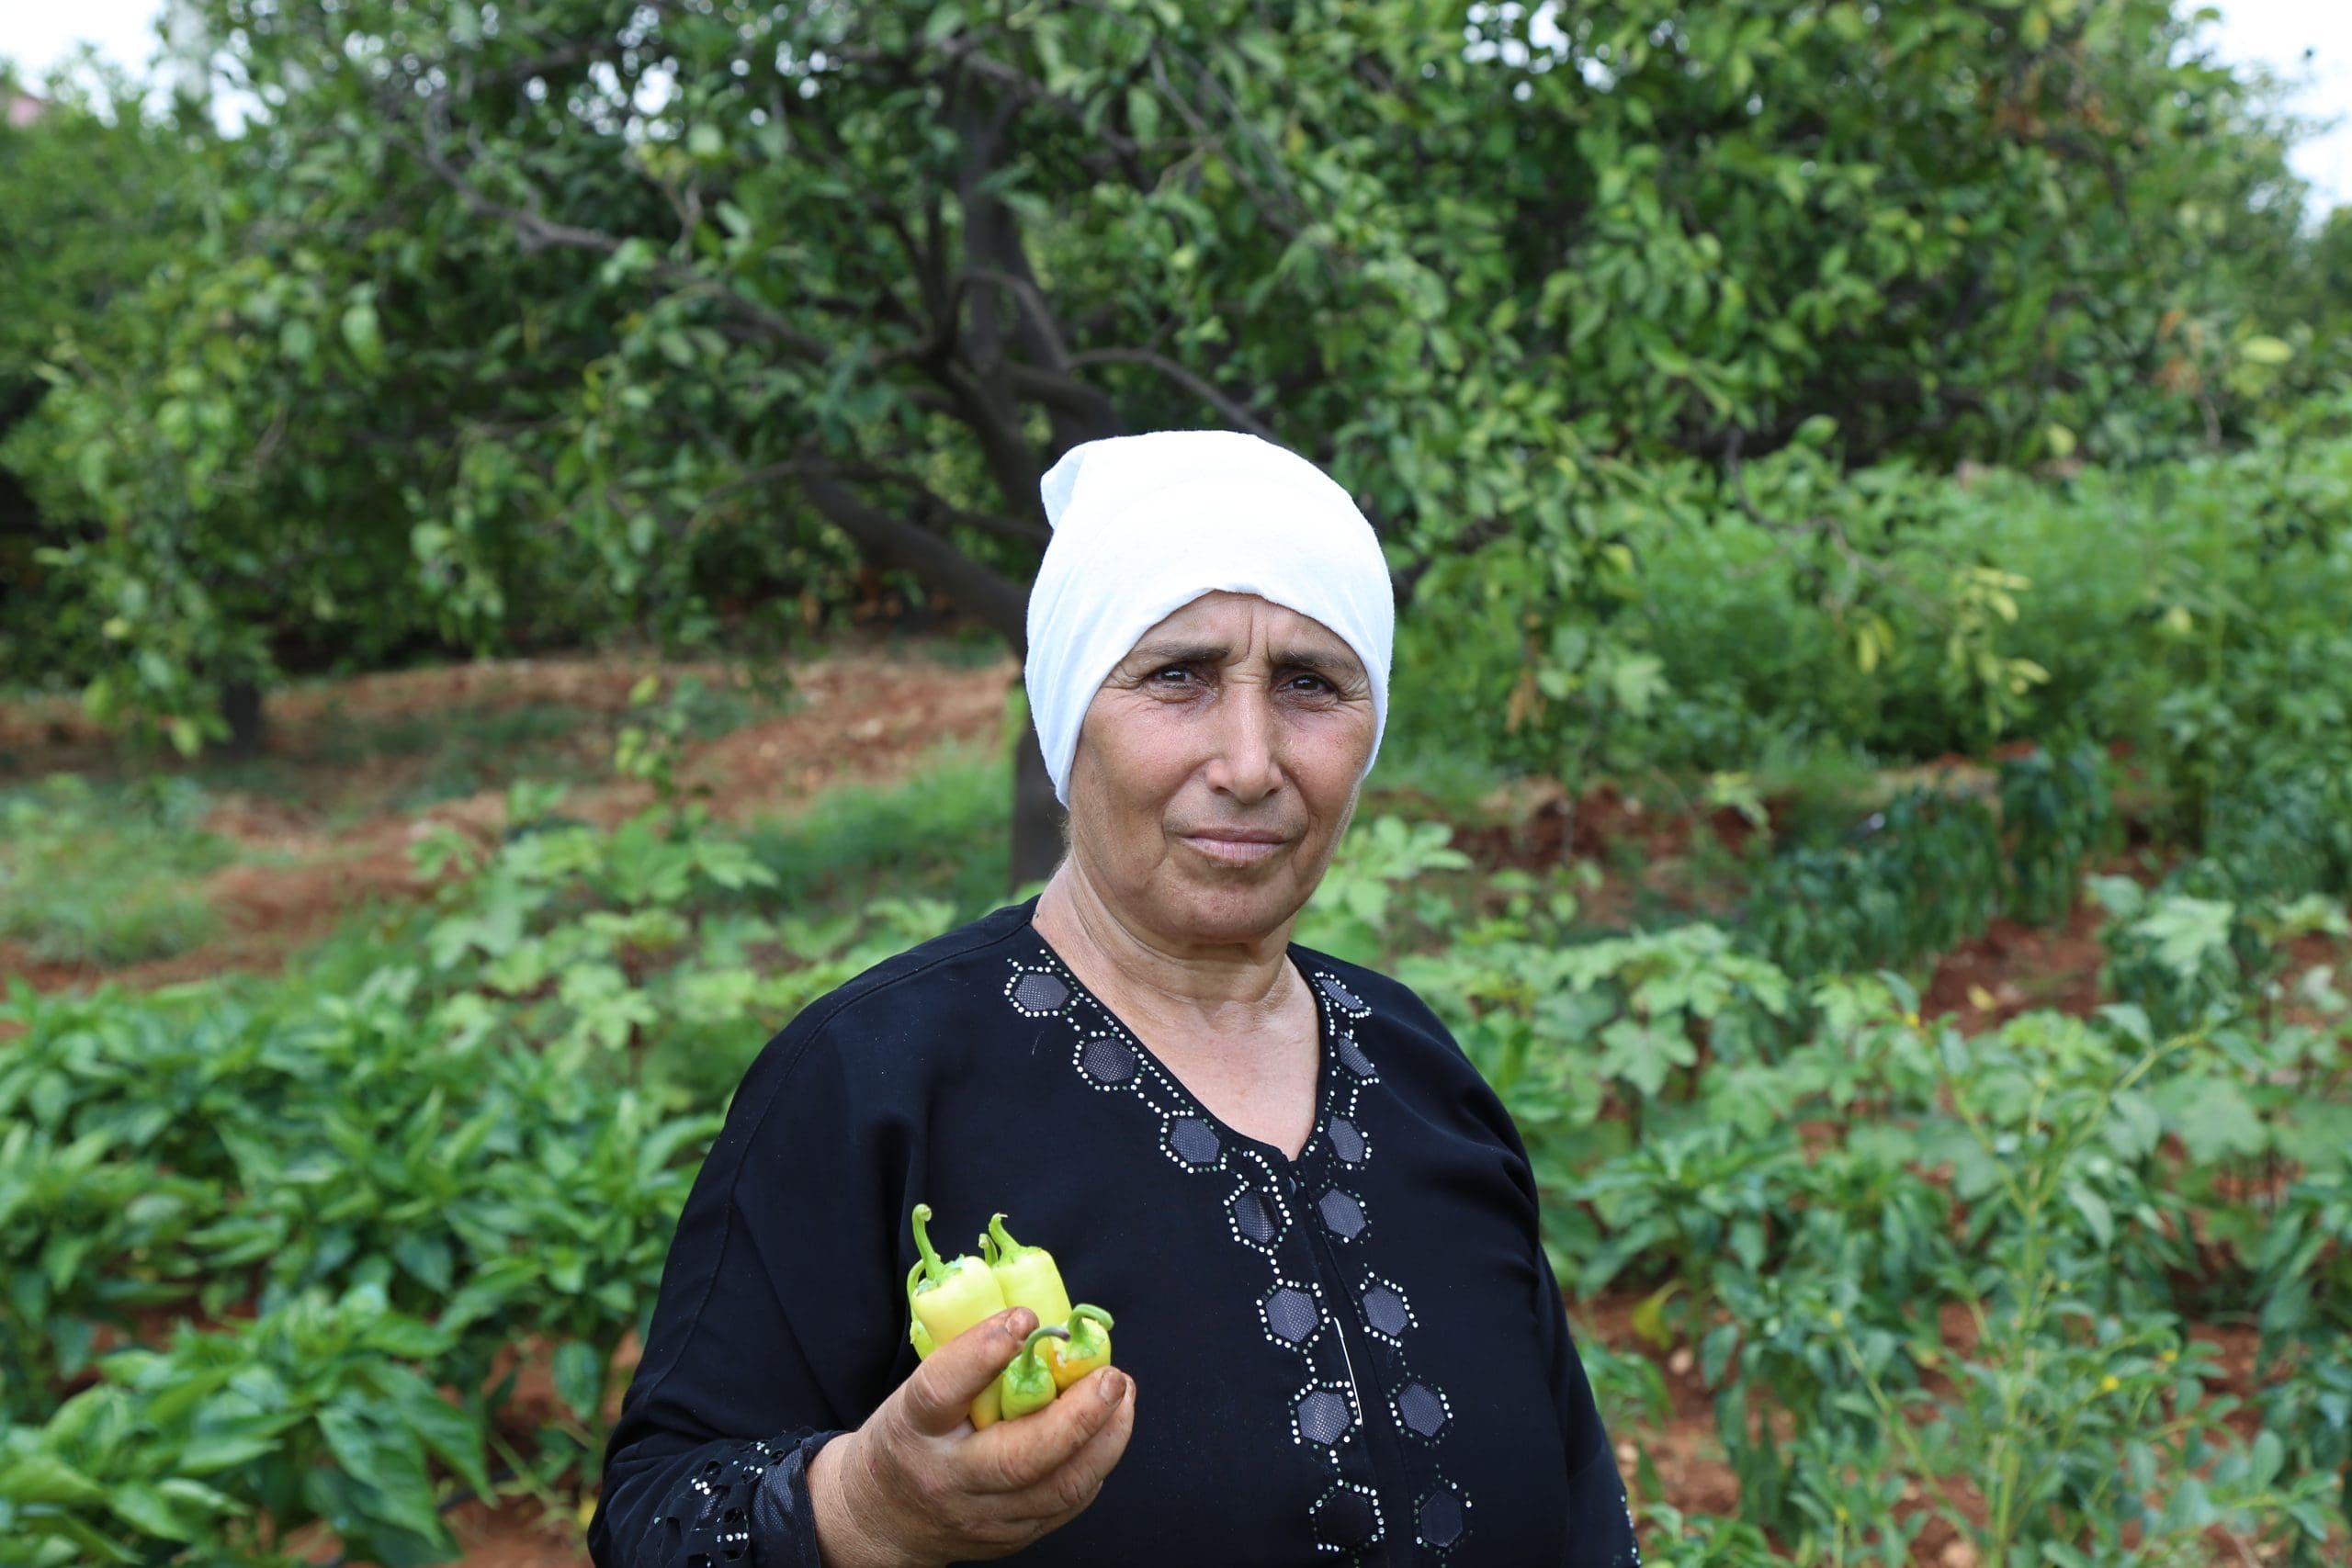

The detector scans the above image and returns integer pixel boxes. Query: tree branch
[705,458,1048,548]
[1068,347,1280,443]
[794,455,1032,647]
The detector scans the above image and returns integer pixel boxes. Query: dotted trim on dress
[1259,1276,1328,1352]
[1414,1475,1474,1554]
[1354,1271,1417,1348]
[1313,969,1374,1021]
[1004,967,1074,1018]
[1011,947,1469,1556]
[1287,1375,1363,1461]
[1004,953,1312,1289]
[1391,1378,1455,1445]
[1226,1181,1291,1257]
[1321,1110,1371,1167]
[1309,1478,1385,1556]
[1314,1185,1371,1244]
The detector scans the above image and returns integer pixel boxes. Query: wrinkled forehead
[1113,591,1366,673]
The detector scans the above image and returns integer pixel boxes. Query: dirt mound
[1922,901,2109,1031]
[3,649,1018,998]
[681,654,1012,805]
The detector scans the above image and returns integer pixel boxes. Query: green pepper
[1041,1303,1114,1392]
[905,1258,936,1359]
[981,1213,1072,1328]
[908,1202,1006,1350]
[997,1325,1071,1421]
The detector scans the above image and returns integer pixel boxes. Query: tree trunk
[215,676,267,761]
[1008,676,1064,891]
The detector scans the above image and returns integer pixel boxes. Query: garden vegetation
[2,2,2348,1563]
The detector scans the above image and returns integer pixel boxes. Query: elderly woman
[589,432,1637,1567]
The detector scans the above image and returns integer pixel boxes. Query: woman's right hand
[808,1306,1137,1568]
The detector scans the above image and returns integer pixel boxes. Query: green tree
[6,0,2330,872]
[0,67,209,700]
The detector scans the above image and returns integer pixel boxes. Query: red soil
[1921,900,2109,1030]
[2,649,1018,997]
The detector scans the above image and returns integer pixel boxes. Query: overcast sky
[5,1,2349,210]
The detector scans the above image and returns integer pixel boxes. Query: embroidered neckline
[999,919,1472,1560]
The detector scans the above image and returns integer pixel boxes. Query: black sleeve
[589,1006,912,1568]
[1535,1236,1643,1567]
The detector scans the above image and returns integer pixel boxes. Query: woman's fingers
[989,1369,1137,1523]
[896,1306,1036,1438]
[838,1352,1138,1564]
[959,1364,1135,1496]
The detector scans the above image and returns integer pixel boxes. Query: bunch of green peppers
[905,1204,1117,1427]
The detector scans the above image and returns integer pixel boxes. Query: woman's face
[1065,591,1377,949]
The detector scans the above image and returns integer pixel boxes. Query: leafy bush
[2,782,2346,1562]
[0,1283,489,1567]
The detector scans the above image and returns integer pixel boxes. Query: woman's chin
[1158,865,1313,942]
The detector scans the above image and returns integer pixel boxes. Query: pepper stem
[987,1212,1023,1258]
[910,1202,945,1280]
[1023,1325,1072,1356]
[1069,1303,1114,1331]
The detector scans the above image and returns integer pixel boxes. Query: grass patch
[735,739,1012,917]
[0,774,235,966]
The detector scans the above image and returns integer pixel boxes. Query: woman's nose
[1203,683,1282,801]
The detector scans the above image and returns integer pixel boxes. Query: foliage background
[2,1,2349,1563]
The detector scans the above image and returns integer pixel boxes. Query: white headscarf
[1023,430,1395,807]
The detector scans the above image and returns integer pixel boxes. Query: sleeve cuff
[749,1428,847,1568]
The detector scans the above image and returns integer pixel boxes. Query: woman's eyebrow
[1129,639,1230,667]
[1127,640,1356,678]
[1278,648,1358,680]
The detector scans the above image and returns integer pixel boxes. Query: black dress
[589,893,1639,1568]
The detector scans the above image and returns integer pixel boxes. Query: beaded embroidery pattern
[1306,970,1470,1562]
[644,1438,780,1564]
[1002,943,1473,1562]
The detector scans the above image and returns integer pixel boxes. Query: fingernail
[1007,1308,1036,1340]
[1097,1370,1127,1405]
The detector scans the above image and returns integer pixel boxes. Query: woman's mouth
[1181,831,1288,866]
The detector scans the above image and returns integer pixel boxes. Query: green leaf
[370,1364,493,1499]
[318,1404,387,1482]
[2160,1077,2266,1164]
[392,1232,454,1294]
[1629,1282,1679,1350]
[108,1483,196,1542]
[551,1338,605,1424]
[178,1429,286,1474]
[0,1454,107,1506]
[1126,86,1161,147]
[2064,1181,2113,1248]
[342,300,385,371]
[2132,896,2233,976]
[921,4,966,45]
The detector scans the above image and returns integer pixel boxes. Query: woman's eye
[1152,666,1195,685]
[1289,672,1334,694]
